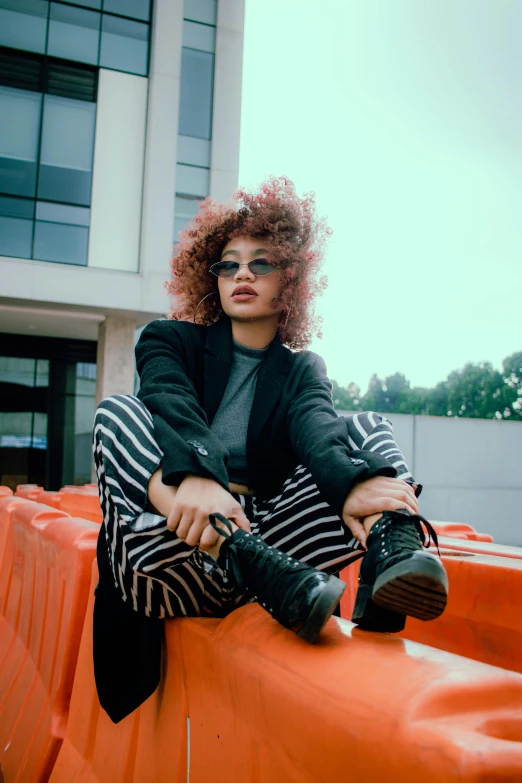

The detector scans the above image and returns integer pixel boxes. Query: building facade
[0,0,245,489]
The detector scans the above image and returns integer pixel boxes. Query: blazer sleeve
[135,320,230,490]
[286,354,398,517]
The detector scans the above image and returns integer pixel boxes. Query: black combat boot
[352,508,448,633]
[209,513,346,643]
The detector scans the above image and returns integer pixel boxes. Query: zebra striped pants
[93,395,416,619]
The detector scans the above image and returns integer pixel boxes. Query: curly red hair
[167,176,331,350]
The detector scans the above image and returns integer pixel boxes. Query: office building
[0,0,245,489]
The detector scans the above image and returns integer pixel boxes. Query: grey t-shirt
[210,339,268,486]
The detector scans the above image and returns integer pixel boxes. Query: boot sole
[352,584,406,633]
[372,551,448,621]
[297,576,346,644]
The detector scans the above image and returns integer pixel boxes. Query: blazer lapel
[247,335,293,449]
[203,316,233,423]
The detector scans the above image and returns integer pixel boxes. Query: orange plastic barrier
[33,490,64,512]
[0,496,33,583]
[0,502,99,783]
[431,521,493,542]
[340,549,522,673]
[50,564,522,782]
[23,487,102,523]
[58,489,102,524]
[0,486,13,496]
[438,535,522,560]
[14,484,43,500]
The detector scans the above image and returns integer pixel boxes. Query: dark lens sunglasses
[209,259,278,278]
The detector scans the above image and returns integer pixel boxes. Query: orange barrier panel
[58,490,102,524]
[438,535,522,560]
[0,496,33,587]
[431,521,493,542]
[0,486,13,496]
[49,562,187,783]
[33,490,64,512]
[14,484,43,500]
[50,568,522,783]
[16,487,102,525]
[340,548,522,674]
[0,502,98,783]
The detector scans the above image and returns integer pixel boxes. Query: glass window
[47,3,100,66]
[0,215,32,257]
[175,163,209,198]
[99,14,149,75]
[183,0,217,26]
[38,95,96,205]
[36,201,90,226]
[46,60,98,102]
[179,48,214,140]
[177,134,211,167]
[0,412,34,446]
[32,411,48,449]
[73,361,96,484]
[0,86,42,198]
[174,195,201,240]
[33,219,89,265]
[0,357,36,386]
[36,359,50,387]
[0,0,48,55]
[103,0,151,22]
[0,196,34,258]
[182,20,215,53]
[65,0,101,8]
[175,194,201,221]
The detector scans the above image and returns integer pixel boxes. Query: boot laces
[209,513,313,612]
[380,510,441,557]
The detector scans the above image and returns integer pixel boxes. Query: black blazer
[94,315,399,724]
[135,315,398,516]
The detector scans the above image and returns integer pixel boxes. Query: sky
[238,0,522,393]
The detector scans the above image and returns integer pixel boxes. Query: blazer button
[198,447,208,456]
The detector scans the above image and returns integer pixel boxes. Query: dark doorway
[0,333,97,491]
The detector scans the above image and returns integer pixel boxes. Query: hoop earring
[281,307,291,330]
[193,291,222,324]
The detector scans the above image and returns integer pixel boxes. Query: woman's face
[216,236,284,323]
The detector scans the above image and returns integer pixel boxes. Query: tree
[383,372,410,411]
[361,374,389,412]
[331,380,362,411]
[445,362,508,419]
[361,372,410,413]
[329,350,522,420]
[396,386,434,415]
[502,351,522,420]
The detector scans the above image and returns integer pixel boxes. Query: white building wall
[339,410,522,546]
[210,0,245,202]
[139,0,184,317]
[88,70,148,273]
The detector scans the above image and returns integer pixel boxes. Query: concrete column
[209,0,246,202]
[139,0,184,315]
[95,316,136,407]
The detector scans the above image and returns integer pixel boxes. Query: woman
[93,177,447,723]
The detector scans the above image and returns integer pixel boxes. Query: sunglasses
[209,259,278,278]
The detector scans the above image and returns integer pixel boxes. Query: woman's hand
[342,476,419,549]
[167,474,251,549]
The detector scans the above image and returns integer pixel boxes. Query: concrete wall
[339,411,522,547]
[88,69,148,273]
[210,0,245,202]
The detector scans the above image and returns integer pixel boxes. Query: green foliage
[331,379,363,411]
[331,350,522,420]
